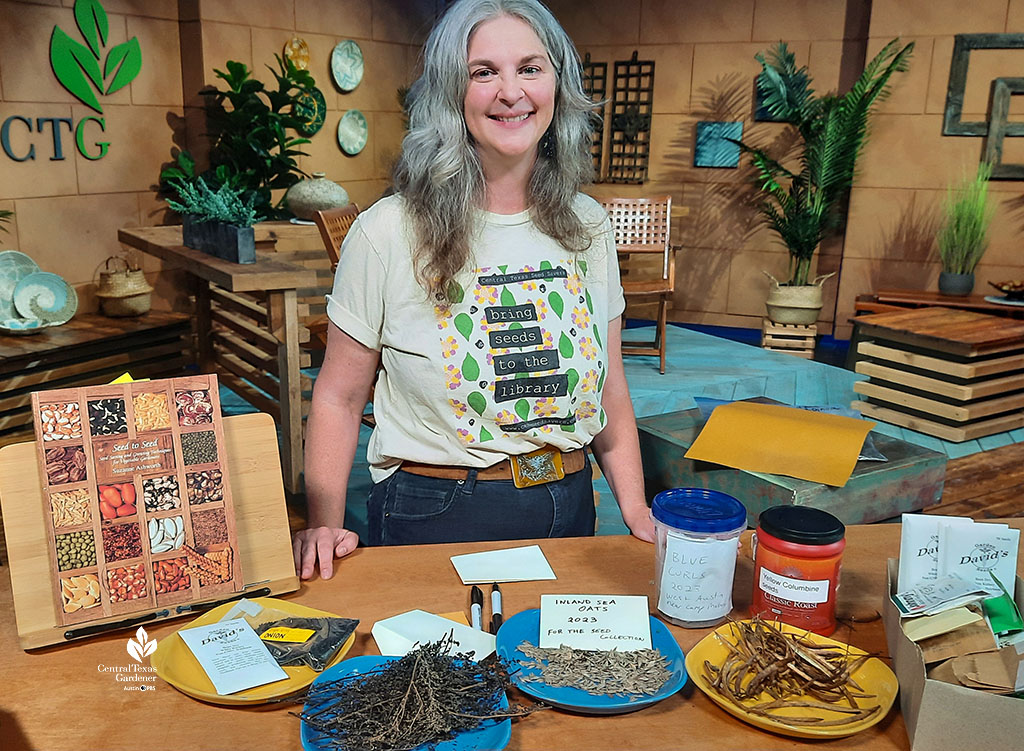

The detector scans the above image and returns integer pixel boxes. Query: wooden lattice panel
[608,51,654,184]
[599,197,670,253]
[581,54,607,178]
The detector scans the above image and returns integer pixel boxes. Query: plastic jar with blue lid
[651,488,748,628]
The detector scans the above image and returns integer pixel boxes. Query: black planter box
[182,215,256,264]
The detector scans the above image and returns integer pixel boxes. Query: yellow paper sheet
[683,402,875,487]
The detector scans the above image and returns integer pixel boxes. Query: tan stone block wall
[0,0,425,315]
[837,0,1024,338]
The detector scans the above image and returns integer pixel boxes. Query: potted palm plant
[738,39,914,324]
[936,162,993,296]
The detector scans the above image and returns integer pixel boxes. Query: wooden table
[6,522,1021,750]
[119,227,318,494]
[0,312,192,448]
[851,308,1024,441]
[854,289,1024,318]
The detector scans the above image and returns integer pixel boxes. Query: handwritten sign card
[657,530,738,623]
[539,594,651,651]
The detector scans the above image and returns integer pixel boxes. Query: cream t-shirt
[326,194,625,482]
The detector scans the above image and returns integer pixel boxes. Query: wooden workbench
[5,522,1021,750]
[118,226,318,494]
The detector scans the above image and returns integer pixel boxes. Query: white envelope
[450,544,557,584]
[371,609,495,661]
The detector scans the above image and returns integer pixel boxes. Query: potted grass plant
[936,162,994,296]
[737,39,914,324]
[166,177,264,264]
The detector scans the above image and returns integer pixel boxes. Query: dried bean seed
[45,445,87,485]
[107,563,147,603]
[175,389,214,426]
[180,430,217,465]
[133,391,171,432]
[192,509,227,547]
[88,398,128,435]
[186,469,223,504]
[49,488,92,528]
[101,523,142,562]
[55,529,96,571]
[143,475,181,511]
[153,557,190,594]
[60,573,101,613]
[39,402,82,441]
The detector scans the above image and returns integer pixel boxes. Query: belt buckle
[510,446,564,489]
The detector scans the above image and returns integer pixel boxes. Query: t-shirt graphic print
[438,257,607,446]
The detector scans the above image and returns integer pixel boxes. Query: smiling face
[463,14,556,175]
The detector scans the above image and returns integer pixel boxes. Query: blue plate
[331,40,364,92]
[13,271,77,325]
[300,655,512,751]
[337,109,368,155]
[496,609,687,715]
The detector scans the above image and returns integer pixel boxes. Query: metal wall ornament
[607,51,655,184]
[293,88,327,137]
[581,53,607,176]
[283,37,310,71]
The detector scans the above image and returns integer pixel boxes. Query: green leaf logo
[467,391,486,416]
[448,280,465,304]
[561,423,575,433]
[500,288,516,307]
[548,291,564,318]
[585,289,594,315]
[454,313,473,341]
[566,368,580,395]
[50,0,142,114]
[593,323,603,350]
[479,426,494,442]
[540,260,555,281]
[558,332,573,359]
[578,259,588,276]
[515,399,530,421]
[462,354,480,382]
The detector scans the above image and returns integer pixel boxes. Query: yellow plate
[150,597,356,705]
[685,620,898,739]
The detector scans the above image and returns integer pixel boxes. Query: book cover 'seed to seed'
[31,374,243,627]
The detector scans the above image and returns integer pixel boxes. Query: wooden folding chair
[598,196,677,374]
[306,204,361,349]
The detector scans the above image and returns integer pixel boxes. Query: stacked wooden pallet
[761,319,816,358]
[851,308,1024,442]
[0,312,193,448]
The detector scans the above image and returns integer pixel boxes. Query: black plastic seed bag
[255,616,359,672]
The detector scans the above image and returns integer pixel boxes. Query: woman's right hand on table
[292,526,359,580]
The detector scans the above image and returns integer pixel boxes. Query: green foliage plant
[937,162,994,275]
[165,178,263,228]
[738,39,914,285]
[0,209,12,233]
[203,55,315,219]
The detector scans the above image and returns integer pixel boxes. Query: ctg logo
[126,626,158,663]
[0,0,141,162]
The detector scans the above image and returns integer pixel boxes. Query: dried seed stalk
[702,617,881,728]
[296,635,537,751]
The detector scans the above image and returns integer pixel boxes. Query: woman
[293,0,655,580]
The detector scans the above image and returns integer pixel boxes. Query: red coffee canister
[751,506,846,636]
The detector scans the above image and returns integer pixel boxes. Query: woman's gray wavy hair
[393,0,597,302]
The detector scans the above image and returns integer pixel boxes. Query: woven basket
[95,256,153,317]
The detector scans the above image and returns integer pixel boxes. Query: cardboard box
[637,408,946,525]
[883,559,1024,750]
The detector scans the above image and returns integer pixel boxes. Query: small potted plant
[936,162,993,296]
[165,177,263,264]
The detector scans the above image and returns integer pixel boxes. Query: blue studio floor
[220,322,1023,541]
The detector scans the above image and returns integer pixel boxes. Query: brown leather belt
[400,448,586,481]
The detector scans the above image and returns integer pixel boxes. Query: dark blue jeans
[367,456,596,546]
